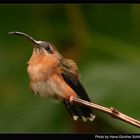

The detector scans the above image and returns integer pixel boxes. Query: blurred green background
[0,4,140,133]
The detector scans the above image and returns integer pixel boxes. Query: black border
[0,134,140,139]
[2,0,140,4]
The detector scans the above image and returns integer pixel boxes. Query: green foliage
[0,4,140,133]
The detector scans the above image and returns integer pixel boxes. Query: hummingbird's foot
[69,96,74,102]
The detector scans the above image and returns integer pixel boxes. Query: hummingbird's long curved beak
[8,31,39,47]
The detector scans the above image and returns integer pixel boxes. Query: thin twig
[73,98,140,128]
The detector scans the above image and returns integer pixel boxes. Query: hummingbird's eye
[44,45,50,51]
[44,44,53,54]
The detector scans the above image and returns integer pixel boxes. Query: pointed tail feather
[64,101,95,122]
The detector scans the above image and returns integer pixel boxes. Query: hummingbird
[8,31,95,122]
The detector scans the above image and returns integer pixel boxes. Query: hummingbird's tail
[63,101,95,122]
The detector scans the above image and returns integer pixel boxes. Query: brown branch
[73,98,140,128]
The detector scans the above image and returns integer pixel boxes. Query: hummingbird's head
[8,31,62,65]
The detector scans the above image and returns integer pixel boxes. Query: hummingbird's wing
[59,59,91,101]
[61,72,91,101]
[59,59,95,121]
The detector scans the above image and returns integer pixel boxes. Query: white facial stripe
[35,41,43,44]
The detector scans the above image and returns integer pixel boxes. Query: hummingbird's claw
[69,96,74,102]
